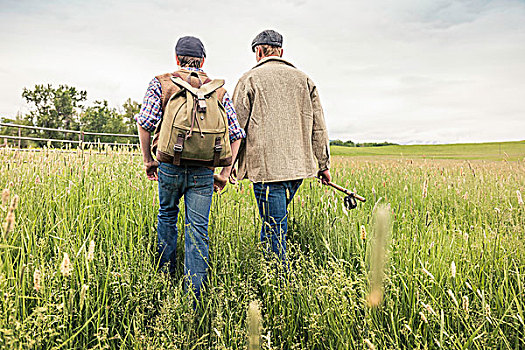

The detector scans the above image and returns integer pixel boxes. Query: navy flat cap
[251,30,283,52]
[175,36,206,58]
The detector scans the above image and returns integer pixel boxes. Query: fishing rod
[318,178,366,210]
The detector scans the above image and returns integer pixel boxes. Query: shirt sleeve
[310,80,331,170]
[134,78,163,132]
[222,91,246,143]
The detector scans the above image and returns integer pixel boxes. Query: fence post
[79,131,85,149]
[18,127,21,148]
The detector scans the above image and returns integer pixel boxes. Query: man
[135,36,245,300]
[232,30,331,264]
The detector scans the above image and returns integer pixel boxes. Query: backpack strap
[213,136,222,167]
[172,132,185,165]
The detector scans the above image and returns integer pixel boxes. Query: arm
[214,92,246,192]
[137,124,158,181]
[309,80,331,183]
[135,78,163,180]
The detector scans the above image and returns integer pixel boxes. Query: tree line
[0,84,141,147]
[329,140,398,147]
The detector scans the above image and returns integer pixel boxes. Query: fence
[0,122,139,149]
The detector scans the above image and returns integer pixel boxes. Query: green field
[331,140,525,161]
[0,145,524,349]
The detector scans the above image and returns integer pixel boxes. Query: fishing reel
[344,195,358,210]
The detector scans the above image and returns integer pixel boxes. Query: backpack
[152,72,232,167]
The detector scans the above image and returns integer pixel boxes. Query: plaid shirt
[135,68,245,143]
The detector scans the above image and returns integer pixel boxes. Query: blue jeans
[157,162,214,300]
[253,180,303,263]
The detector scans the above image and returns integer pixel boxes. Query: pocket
[192,174,213,196]
[158,163,180,178]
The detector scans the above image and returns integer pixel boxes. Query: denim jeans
[253,179,303,263]
[157,162,214,300]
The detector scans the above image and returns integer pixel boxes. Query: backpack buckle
[214,144,222,152]
[173,144,183,153]
[197,92,206,113]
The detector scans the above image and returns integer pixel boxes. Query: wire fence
[0,122,140,149]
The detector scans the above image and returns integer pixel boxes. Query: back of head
[175,36,206,68]
[251,30,283,60]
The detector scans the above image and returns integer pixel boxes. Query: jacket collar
[253,56,296,69]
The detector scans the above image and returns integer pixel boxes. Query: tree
[22,84,87,141]
[120,98,141,134]
[81,100,127,143]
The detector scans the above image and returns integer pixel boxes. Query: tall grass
[0,147,524,349]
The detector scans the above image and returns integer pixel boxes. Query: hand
[229,167,238,185]
[318,169,331,185]
[145,160,159,181]
[213,174,228,192]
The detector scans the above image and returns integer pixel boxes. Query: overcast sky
[1,0,524,144]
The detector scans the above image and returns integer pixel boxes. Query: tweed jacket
[233,56,330,183]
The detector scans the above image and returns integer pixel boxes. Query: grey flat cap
[251,30,283,52]
[175,36,206,58]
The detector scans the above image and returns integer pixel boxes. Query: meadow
[0,144,524,349]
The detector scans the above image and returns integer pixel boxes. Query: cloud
[1,0,524,143]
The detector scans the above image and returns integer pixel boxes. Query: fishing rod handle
[327,181,367,202]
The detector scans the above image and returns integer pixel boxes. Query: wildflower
[80,284,89,310]
[447,289,459,308]
[419,311,428,324]
[60,253,72,277]
[87,240,95,262]
[517,190,524,205]
[450,261,456,278]
[1,189,9,207]
[364,339,376,350]
[33,269,42,292]
[360,225,367,240]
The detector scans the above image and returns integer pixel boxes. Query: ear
[279,48,283,57]
[175,56,180,66]
[200,57,205,68]
[256,46,263,60]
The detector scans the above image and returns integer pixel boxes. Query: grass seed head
[447,289,459,308]
[87,240,95,262]
[422,179,428,198]
[1,189,9,207]
[419,311,428,323]
[2,211,15,236]
[360,225,367,240]
[9,195,19,211]
[80,284,89,310]
[450,261,456,278]
[462,295,469,316]
[33,269,42,292]
[517,190,524,205]
[364,339,376,350]
[247,300,262,350]
[60,253,72,277]
[367,205,391,307]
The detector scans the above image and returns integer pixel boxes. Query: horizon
[1,0,524,144]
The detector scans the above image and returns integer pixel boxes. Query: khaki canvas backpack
[152,73,232,167]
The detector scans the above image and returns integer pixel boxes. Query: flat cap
[175,36,206,58]
[251,30,283,52]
